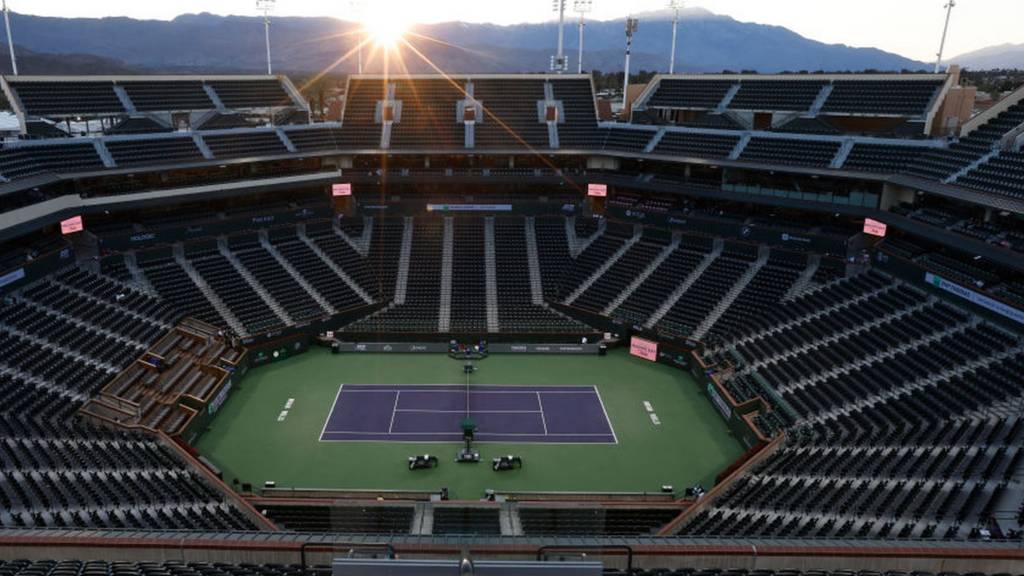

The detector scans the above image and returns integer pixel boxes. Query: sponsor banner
[207,380,233,415]
[494,343,600,355]
[629,336,659,361]
[60,215,84,235]
[0,268,26,289]
[335,342,600,354]
[864,218,888,237]
[332,183,352,197]
[339,342,449,353]
[926,273,1024,325]
[587,183,608,197]
[707,383,733,421]
[426,204,514,212]
[780,232,812,244]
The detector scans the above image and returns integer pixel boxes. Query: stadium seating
[657,243,757,337]
[822,79,945,116]
[346,218,444,333]
[7,67,1024,563]
[120,80,214,111]
[614,236,715,326]
[190,243,284,335]
[493,217,591,333]
[390,79,465,149]
[284,126,347,152]
[572,231,669,314]
[534,216,573,299]
[729,80,828,112]
[449,217,488,333]
[957,151,1024,199]
[906,100,1024,181]
[270,228,367,313]
[739,137,841,168]
[7,80,124,117]
[106,137,206,167]
[556,222,635,299]
[842,142,926,173]
[207,79,293,109]
[202,131,289,159]
[653,131,740,159]
[432,507,502,535]
[600,127,655,153]
[773,116,841,135]
[262,503,415,533]
[645,79,736,110]
[553,78,603,148]
[0,143,105,181]
[0,267,254,531]
[106,116,173,135]
[519,506,681,536]
[473,78,549,149]
[230,234,326,323]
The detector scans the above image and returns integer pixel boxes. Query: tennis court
[320,384,617,443]
[195,349,745,496]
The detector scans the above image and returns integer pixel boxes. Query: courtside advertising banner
[926,272,1024,325]
[630,336,659,362]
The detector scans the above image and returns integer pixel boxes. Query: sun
[360,7,412,49]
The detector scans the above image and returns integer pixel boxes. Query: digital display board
[629,336,659,362]
[587,183,608,197]
[332,183,352,197]
[60,216,84,235]
[863,218,887,237]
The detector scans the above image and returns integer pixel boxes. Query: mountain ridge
[2,10,929,75]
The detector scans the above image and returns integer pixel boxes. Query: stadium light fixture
[934,0,956,74]
[668,0,683,74]
[622,16,639,119]
[551,0,569,73]
[574,0,593,74]
[2,0,16,75]
[256,0,275,75]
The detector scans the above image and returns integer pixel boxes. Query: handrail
[300,541,396,570]
[537,545,633,572]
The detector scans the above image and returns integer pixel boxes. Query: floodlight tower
[934,0,956,74]
[551,0,568,73]
[2,0,16,75]
[257,0,275,75]
[668,0,683,74]
[622,17,639,118]
[574,0,593,74]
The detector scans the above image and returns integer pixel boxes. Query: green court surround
[195,348,744,499]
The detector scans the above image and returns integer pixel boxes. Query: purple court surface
[319,384,617,444]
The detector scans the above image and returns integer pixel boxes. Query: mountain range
[951,43,1024,70]
[2,8,933,76]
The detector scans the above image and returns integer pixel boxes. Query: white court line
[317,384,346,442]
[387,390,401,434]
[321,383,615,443]
[592,386,619,445]
[339,389,596,394]
[394,409,542,414]
[322,430,615,437]
[537,391,549,435]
